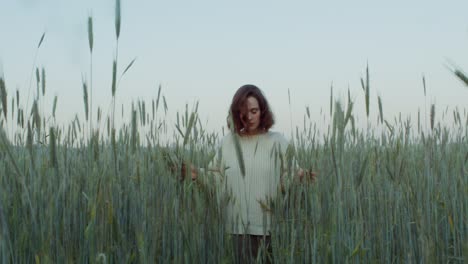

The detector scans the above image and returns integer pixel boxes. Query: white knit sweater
[207,131,291,235]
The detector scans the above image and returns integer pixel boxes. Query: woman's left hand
[298,168,317,183]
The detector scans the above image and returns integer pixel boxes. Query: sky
[1,0,468,137]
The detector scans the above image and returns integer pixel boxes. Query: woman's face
[240,96,261,134]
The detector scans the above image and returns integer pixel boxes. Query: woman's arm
[189,165,223,181]
[279,167,318,193]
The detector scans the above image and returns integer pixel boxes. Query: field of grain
[0,0,466,263]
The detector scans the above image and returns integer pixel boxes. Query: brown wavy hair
[227,84,275,135]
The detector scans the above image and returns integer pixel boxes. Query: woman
[191,84,315,263]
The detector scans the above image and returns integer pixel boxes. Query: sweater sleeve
[196,137,226,188]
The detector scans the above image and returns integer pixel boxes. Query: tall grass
[0,2,467,263]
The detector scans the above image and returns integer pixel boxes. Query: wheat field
[0,0,467,263]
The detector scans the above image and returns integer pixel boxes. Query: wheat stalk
[52,95,58,119]
[82,79,89,121]
[430,104,435,131]
[41,67,45,96]
[49,127,58,170]
[0,77,7,120]
[35,68,40,99]
[378,95,383,124]
[329,83,333,117]
[88,14,94,135]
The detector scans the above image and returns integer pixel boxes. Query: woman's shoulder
[218,132,234,146]
[265,131,289,146]
[266,130,287,140]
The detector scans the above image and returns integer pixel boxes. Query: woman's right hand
[190,164,198,180]
[297,168,317,183]
[179,162,198,181]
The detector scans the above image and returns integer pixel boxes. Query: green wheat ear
[156,84,162,113]
[115,0,121,40]
[162,95,168,114]
[82,79,89,121]
[378,95,383,124]
[0,77,7,120]
[422,75,427,96]
[111,60,117,97]
[88,15,93,53]
[37,32,46,48]
[52,95,58,118]
[454,69,468,87]
[16,89,19,109]
[362,63,370,119]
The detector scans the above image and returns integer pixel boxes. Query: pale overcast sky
[1,0,467,136]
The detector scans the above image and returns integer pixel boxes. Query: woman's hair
[228,84,274,134]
